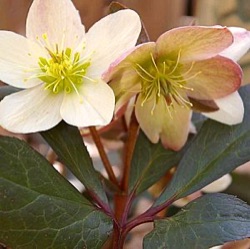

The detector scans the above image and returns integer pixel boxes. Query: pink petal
[111,70,141,114]
[105,42,155,81]
[107,42,156,113]
[185,56,242,100]
[26,0,85,51]
[156,26,233,62]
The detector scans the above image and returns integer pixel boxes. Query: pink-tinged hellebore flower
[203,27,250,124]
[0,0,141,133]
[105,26,247,151]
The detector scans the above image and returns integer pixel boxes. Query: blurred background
[0,1,250,248]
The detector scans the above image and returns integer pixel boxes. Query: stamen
[177,84,194,91]
[135,49,201,116]
[34,34,92,96]
[41,33,54,51]
[136,64,155,80]
[150,53,160,73]
[168,49,181,76]
[157,78,161,97]
[134,67,153,82]
[141,85,154,106]
[44,79,57,91]
[68,78,83,103]
[170,71,201,84]
[163,61,166,75]
[150,98,157,115]
[172,88,193,108]
[180,61,195,77]
[166,104,173,119]
[23,72,43,82]
[52,79,61,93]
[83,75,98,83]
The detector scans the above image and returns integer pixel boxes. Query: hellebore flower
[202,27,250,123]
[106,26,248,150]
[0,0,141,133]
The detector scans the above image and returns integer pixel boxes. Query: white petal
[173,198,190,208]
[0,85,63,133]
[26,0,85,51]
[202,91,244,125]
[0,31,46,88]
[61,79,115,127]
[220,27,250,61]
[202,174,232,193]
[85,9,141,77]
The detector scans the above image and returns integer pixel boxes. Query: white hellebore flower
[0,0,141,133]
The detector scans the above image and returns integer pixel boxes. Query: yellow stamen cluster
[38,46,90,94]
[135,51,200,115]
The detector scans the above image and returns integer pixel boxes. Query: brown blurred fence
[0,0,187,40]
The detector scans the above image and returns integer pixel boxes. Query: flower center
[38,46,90,94]
[135,51,200,115]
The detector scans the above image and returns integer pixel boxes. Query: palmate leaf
[0,136,112,249]
[154,86,250,206]
[144,193,250,249]
[129,131,184,195]
[41,121,108,205]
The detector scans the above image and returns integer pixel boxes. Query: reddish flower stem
[89,126,120,188]
[111,221,127,249]
[125,196,177,233]
[111,111,139,248]
[120,111,139,192]
[111,197,176,248]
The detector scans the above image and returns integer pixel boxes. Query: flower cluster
[105,26,250,150]
[0,0,250,151]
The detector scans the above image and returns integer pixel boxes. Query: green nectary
[135,51,200,115]
[38,47,90,94]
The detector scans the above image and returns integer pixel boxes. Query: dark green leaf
[41,121,108,204]
[192,113,207,131]
[0,136,112,249]
[129,131,183,195]
[0,85,19,101]
[154,86,250,206]
[225,172,250,204]
[144,193,250,249]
